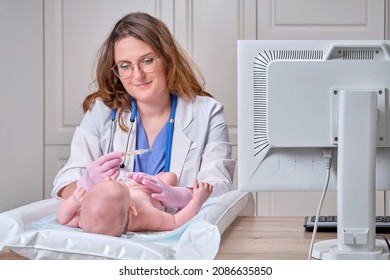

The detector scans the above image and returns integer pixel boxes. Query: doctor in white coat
[52,12,235,209]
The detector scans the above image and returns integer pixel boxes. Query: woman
[52,12,235,209]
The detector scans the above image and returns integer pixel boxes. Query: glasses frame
[111,55,161,79]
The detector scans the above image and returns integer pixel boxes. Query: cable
[376,235,390,253]
[308,148,333,260]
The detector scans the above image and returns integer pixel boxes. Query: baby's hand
[72,187,86,205]
[192,180,213,205]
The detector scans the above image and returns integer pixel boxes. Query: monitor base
[312,239,390,260]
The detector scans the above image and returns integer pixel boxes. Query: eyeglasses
[111,55,161,79]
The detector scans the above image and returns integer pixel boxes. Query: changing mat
[0,190,253,260]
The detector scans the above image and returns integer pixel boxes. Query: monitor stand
[313,89,389,260]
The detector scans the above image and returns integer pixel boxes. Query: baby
[56,172,212,237]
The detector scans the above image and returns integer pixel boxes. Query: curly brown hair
[84,12,212,131]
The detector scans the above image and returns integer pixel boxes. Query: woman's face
[113,36,169,103]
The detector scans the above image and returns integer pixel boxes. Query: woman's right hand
[77,151,123,190]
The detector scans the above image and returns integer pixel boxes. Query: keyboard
[303,215,390,233]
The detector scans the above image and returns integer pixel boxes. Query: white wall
[0,0,44,212]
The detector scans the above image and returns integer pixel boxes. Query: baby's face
[80,180,131,236]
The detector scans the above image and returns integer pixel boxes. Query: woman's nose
[132,64,145,79]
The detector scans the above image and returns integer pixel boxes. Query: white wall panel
[44,146,70,198]
[387,0,390,39]
[257,192,386,216]
[258,0,385,39]
[0,0,44,211]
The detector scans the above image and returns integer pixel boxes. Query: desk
[1,216,388,260]
[216,216,390,260]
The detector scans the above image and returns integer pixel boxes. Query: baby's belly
[150,199,165,211]
[130,186,165,211]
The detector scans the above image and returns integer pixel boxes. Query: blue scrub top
[133,111,168,175]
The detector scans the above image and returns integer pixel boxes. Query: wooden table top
[216,216,390,260]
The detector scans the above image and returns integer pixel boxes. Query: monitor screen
[237,40,390,259]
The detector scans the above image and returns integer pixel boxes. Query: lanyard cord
[114,99,136,168]
[120,99,137,168]
[107,109,118,154]
[164,94,177,172]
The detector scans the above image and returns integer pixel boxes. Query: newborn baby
[56,172,212,237]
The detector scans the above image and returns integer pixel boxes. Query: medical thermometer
[123,149,150,157]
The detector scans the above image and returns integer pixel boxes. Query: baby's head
[80,180,131,237]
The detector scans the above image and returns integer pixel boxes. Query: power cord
[308,148,333,260]
[376,235,390,253]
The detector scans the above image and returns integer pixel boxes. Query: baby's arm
[56,187,85,227]
[151,181,213,231]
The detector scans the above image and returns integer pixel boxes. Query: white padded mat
[0,190,253,260]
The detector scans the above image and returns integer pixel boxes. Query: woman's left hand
[126,172,192,209]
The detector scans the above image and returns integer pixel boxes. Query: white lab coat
[52,95,236,197]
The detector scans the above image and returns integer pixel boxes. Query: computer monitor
[237,40,390,259]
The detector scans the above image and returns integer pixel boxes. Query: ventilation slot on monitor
[253,50,323,156]
[342,50,375,60]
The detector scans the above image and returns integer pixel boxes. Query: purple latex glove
[77,151,123,190]
[126,172,193,209]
